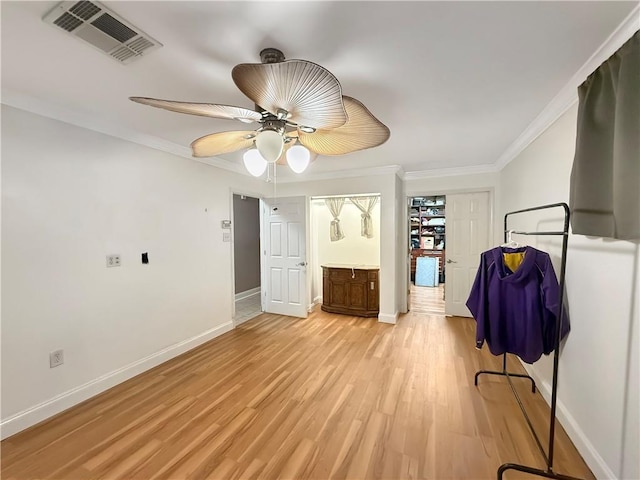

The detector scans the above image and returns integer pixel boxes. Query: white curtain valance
[325,197,346,242]
[349,196,378,238]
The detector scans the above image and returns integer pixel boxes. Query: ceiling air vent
[43,1,162,64]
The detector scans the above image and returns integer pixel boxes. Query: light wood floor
[409,283,445,315]
[1,292,594,480]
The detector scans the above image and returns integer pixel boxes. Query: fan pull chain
[273,163,278,199]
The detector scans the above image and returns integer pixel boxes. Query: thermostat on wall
[221,220,231,229]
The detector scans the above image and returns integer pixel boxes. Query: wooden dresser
[321,264,379,317]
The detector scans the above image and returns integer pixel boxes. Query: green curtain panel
[570,31,640,240]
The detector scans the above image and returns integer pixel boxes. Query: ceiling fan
[130,48,390,177]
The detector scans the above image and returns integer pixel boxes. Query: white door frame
[406,196,413,313]
[405,188,495,313]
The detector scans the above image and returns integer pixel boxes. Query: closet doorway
[232,194,262,325]
[408,195,447,312]
[310,194,381,312]
[408,191,491,317]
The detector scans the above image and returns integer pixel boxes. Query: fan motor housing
[260,48,285,64]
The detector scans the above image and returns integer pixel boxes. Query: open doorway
[309,194,381,313]
[232,194,262,325]
[407,191,491,316]
[409,195,446,313]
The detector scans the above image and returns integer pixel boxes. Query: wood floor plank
[1,286,595,480]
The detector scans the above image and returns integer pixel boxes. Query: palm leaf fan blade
[298,96,390,155]
[232,60,347,129]
[191,131,256,157]
[129,97,261,123]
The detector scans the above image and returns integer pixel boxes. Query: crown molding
[276,164,404,184]
[0,90,246,176]
[404,163,499,180]
[493,4,640,171]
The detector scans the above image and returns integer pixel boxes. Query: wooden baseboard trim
[0,321,234,440]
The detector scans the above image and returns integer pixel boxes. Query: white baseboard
[378,312,398,324]
[520,362,616,479]
[235,287,261,301]
[0,321,234,440]
[308,296,323,312]
[234,315,258,326]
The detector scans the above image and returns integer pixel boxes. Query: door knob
[446,259,457,264]
[297,262,307,266]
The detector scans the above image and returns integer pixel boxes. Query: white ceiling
[1,1,637,179]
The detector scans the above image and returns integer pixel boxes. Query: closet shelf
[410,195,446,253]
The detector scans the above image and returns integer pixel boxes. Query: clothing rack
[473,202,583,480]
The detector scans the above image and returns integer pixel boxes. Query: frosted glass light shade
[255,130,284,163]
[286,145,311,173]
[243,149,268,176]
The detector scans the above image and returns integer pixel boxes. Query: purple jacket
[465,246,570,364]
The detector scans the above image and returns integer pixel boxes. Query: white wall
[499,103,639,479]
[1,105,267,437]
[277,170,401,323]
[310,199,380,302]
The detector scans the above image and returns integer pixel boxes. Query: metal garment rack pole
[473,202,584,480]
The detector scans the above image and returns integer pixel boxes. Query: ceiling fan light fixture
[286,145,311,173]
[255,129,284,163]
[131,48,390,180]
[243,149,268,177]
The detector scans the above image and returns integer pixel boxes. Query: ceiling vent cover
[43,1,162,64]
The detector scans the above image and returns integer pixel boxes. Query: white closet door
[445,192,491,317]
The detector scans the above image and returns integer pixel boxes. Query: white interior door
[445,192,491,317]
[262,196,308,318]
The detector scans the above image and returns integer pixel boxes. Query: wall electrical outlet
[50,349,64,368]
[106,254,121,267]
[223,232,231,242]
